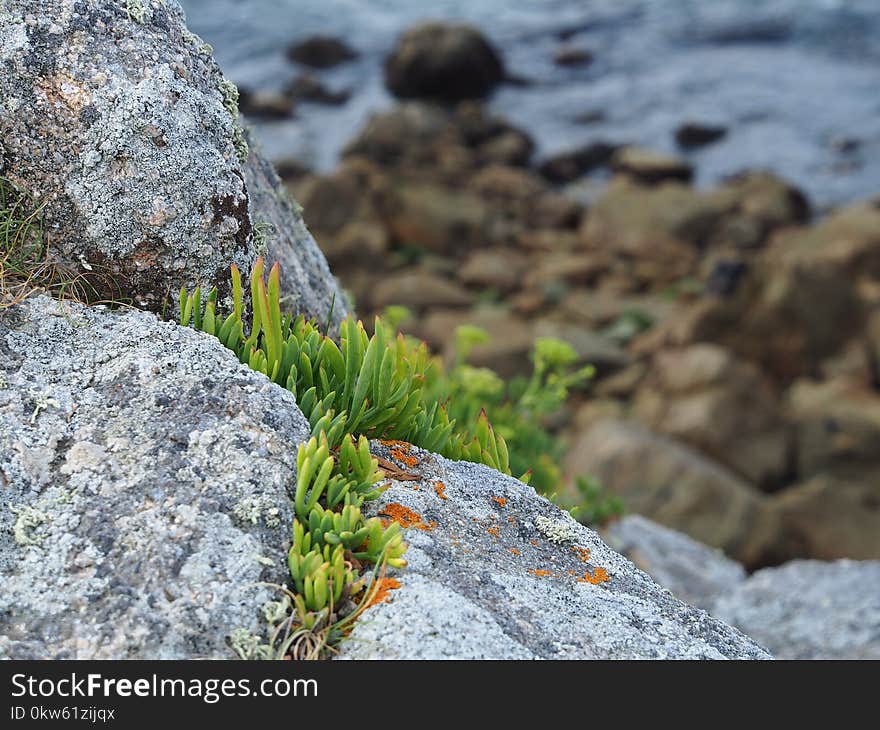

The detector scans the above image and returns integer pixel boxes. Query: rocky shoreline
[275,24,880,570]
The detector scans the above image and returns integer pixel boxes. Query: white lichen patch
[11,504,49,546]
[232,495,282,529]
[535,514,581,545]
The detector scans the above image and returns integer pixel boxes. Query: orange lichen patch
[491,496,507,508]
[434,481,448,500]
[577,567,611,585]
[367,577,402,608]
[508,516,516,524]
[529,539,540,548]
[530,569,555,578]
[487,526,500,537]
[379,503,437,531]
[572,546,592,564]
[378,440,421,470]
[509,548,521,556]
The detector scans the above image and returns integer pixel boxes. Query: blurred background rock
[179,0,880,569]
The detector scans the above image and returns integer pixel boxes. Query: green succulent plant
[180,258,515,657]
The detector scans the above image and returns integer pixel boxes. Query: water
[178,0,880,208]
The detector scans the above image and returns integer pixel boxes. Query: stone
[0,296,310,659]
[319,221,389,272]
[286,35,357,68]
[787,378,880,479]
[553,46,594,67]
[713,560,880,659]
[237,88,294,119]
[285,74,350,106]
[523,253,608,293]
[538,143,618,184]
[602,516,746,611]
[768,199,880,281]
[380,182,491,254]
[459,249,528,293]
[343,101,533,173]
[413,307,536,378]
[337,444,770,659]
[580,179,722,285]
[0,1,346,329]
[565,419,775,567]
[767,473,880,562]
[0,0,251,309]
[611,147,694,185]
[369,269,475,313]
[633,345,791,489]
[384,22,505,101]
[674,122,727,148]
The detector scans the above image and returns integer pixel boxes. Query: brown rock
[458,249,528,292]
[320,221,388,271]
[787,378,880,479]
[369,269,475,312]
[611,147,694,185]
[413,307,535,377]
[767,473,880,562]
[523,252,608,291]
[565,419,775,566]
[768,199,880,280]
[633,345,791,488]
[380,182,491,253]
[579,179,721,285]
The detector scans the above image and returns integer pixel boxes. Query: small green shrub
[570,476,625,526]
[424,325,594,495]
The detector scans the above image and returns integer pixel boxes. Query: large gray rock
[0,0,345,327]
[713,560,880,659]
[338,443,770,659]
[0,296,310,659]
[603,515,746,611]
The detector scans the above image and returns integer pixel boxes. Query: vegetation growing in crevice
[0,177,116,308]
[180,258,513,658]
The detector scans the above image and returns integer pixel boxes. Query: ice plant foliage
[179,258,512,656]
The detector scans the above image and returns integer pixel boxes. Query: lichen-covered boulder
[0,295,310,659]
[337,442,771,659]
[713,560,880,659]
[0,0,345,327]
